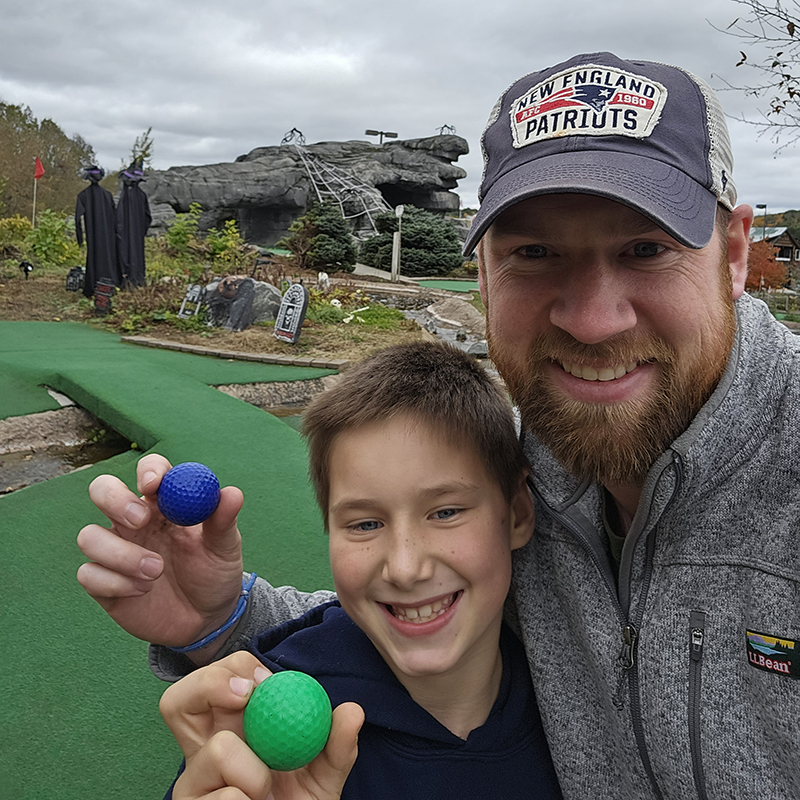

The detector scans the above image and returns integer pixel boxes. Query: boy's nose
[381,531,434,589]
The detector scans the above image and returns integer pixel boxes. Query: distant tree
[718,0,800,146]
[359,206,463,277]
[279,203,357,272]
[0,101,97,218]
[119,127,154,172]
[747,238,787,289]
[777,208,800,241]
[131,127,154,168]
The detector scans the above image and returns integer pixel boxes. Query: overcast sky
[1,0,797,215]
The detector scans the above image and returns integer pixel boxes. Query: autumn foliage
[746,239,787,290]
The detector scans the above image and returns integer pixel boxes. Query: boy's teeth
[391,595,456,624]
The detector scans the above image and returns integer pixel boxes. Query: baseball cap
[463,52,737,254]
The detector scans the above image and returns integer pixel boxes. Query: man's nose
[381,530,433,590]
[548,262,637,345]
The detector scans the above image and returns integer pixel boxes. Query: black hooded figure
[116,160,152,287]
[75,165,120,298]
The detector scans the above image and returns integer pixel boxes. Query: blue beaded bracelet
[167,572,257,653]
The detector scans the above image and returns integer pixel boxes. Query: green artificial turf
[0,321,337,799]
[415,279,479,293]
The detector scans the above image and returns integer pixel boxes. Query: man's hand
[76,454,245,657]
[160,652,364,800]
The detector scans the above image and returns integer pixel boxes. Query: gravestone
[178,284,204,319]
[65,266,85,293]
[94,278,115,316]
[274,283,309,344]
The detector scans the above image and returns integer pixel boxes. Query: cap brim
[463,150,718,256]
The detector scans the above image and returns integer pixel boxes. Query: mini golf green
[0,321,336,799]
[416,279,478,293]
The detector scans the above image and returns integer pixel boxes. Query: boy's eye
[351,520,382,532]
[631,242,665,258]
[431,508,460,520]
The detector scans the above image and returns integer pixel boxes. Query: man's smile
[557,360,640,382]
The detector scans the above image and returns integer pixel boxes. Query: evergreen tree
[359,206,463,277]
[279,203,357,272]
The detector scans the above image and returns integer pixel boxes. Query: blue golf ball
[157,462,220,526]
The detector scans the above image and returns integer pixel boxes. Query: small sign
[66,266,84,292]
[178,284,204,319]
[273,283,309,344]
[94,278,115,316]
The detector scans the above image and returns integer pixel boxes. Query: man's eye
[520,244,549,259]
[432,508,459,520]
[632,242,664,258]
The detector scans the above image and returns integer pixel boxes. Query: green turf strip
[415,279,479,292]
[0,321,335,799]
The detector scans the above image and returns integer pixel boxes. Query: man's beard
[489,268,737,487]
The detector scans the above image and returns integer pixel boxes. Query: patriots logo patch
[746,630,798,678]
[510,64,667,148]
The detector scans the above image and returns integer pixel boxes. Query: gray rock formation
[205,277,283,330]
[142,135,468,245]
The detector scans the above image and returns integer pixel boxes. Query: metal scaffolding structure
[282,129,391,238]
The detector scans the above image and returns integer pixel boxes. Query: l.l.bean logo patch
[746,630,798,678]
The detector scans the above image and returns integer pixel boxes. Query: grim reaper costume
[75,166,120,298]
[116,160,152,287]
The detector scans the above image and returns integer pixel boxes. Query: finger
[76,560,153,601]
[88,473,153,529]
[161,652,267,723]
[136,453,173,497]
[199,486,245,561]
[160,653,270,753]
[304,702,364,794]
[325,703,364,772]
[77,524,164,581]
[174,731,272,800]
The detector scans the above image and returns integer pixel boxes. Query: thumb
[306,702,364,795]
[200,485,244,560]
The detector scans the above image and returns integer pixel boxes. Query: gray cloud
[1,0,796,212]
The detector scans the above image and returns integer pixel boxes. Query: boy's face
[327,415,533,688]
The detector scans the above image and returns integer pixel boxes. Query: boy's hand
[161,652,364,800]
[76,453,245,659]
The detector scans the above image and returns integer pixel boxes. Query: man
[78,53,800,798]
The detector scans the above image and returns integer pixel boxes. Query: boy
[160,341,562,799]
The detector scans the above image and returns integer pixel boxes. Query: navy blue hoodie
[248,601,562,799]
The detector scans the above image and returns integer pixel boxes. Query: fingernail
[142,470,158,489]
[124,502,147,526]
[254,667,270,685]
[230,677,254,697]
[139,555,162,579]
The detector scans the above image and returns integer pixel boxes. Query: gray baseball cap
[463,52,737,254]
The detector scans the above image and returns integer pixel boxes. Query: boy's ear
[509,475,535,551]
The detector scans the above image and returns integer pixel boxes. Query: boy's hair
[302,341,529,524]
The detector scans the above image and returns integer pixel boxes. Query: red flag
[34,157,45,180]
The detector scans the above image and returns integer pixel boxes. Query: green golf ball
[243,670,332,771]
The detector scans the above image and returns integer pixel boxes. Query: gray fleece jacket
[151,293,800,799]
[510,293,800,799]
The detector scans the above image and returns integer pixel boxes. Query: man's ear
[509,475,535,551]
[728,205,753,300]
[476,241,489,310]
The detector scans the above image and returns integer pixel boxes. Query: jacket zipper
[527,451,684,800]
[529,480,663,796]
[689,611,708,800]
[618,522,664,800]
